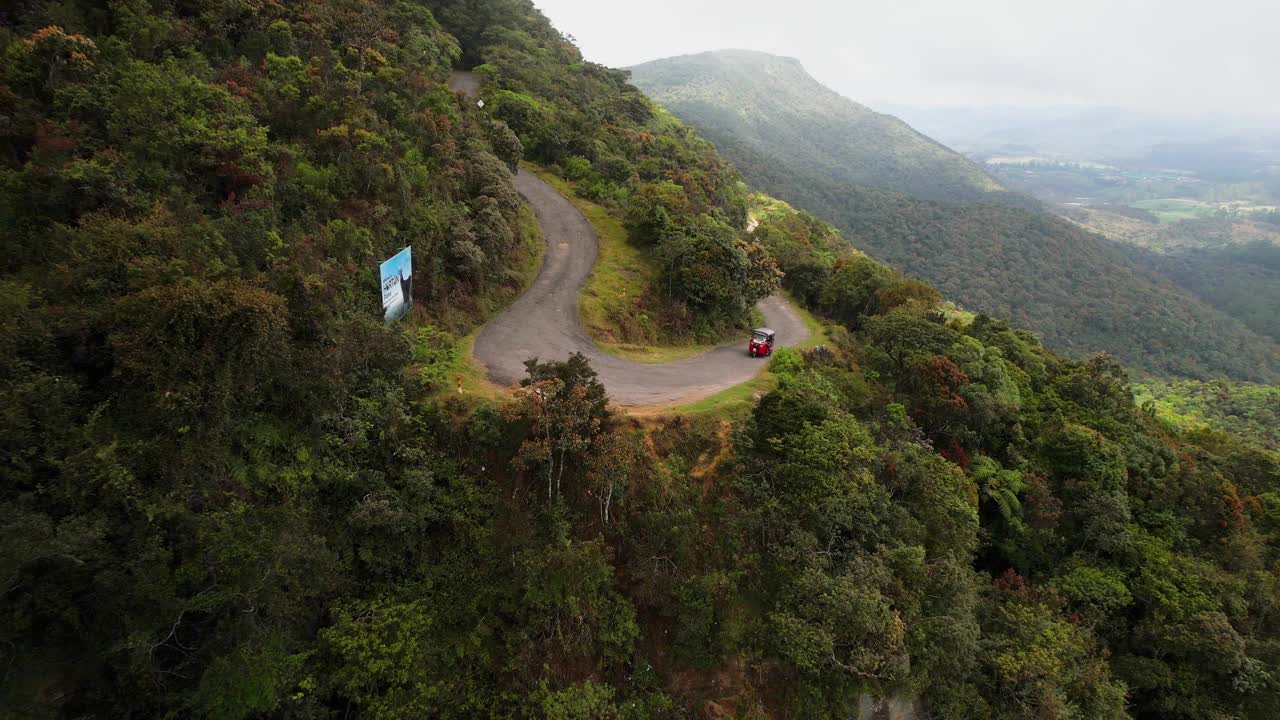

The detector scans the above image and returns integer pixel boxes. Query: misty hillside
[629,50,1280,382]
[629,49,1013,204]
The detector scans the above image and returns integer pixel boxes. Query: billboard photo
[380,246,413,322]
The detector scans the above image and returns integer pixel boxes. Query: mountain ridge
[629,49,1015,205]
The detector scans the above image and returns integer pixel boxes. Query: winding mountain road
[454,72,808,407]
[473,170,807,406]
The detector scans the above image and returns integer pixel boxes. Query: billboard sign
[380,246,412,322]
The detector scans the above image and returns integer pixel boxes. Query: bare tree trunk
[556,446,567,500]
[602,481,613,524]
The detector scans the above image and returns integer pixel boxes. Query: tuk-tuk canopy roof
[753,328,775,336]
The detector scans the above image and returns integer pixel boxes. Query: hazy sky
[530,0,1280,116]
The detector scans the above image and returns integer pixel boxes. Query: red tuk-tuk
[748,328,775,357]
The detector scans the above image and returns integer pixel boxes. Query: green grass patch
[673,372,777,419]
[1131,198,1218,224]
[450,330,505,399]
[788,294,830,350]
[600,341,720,363]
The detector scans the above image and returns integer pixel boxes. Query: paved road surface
[473,170,809,406]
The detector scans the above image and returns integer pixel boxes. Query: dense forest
[3,2,1280,720]
[1127,239,1280,344]
[1134,379,1280,450]
[630,52,1280,383]
[1070,210,1280,344]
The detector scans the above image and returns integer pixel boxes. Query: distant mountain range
[880,104,1280,165]
[629,49,1016,205]
[629,50,1280,382]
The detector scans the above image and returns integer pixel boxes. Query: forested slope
[630,56,1280,381]
[629,50,1012,204]
[3,3,1280,720]
[1070,209,1280,344]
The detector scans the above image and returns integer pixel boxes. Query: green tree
[821,255,894,328]
[625,180,688,244]
[864,311,959,375]
[509,354,608,501]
